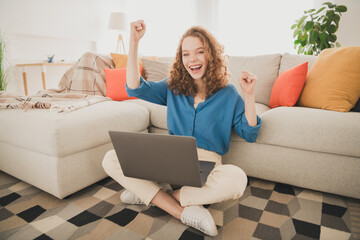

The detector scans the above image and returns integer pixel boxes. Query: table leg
[41,65,47,90]
[21,67,28,95]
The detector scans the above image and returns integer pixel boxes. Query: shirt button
[189,128,192,130]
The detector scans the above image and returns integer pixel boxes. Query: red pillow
[269,62,308,108]
[104,68,142,101]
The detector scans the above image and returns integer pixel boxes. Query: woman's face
[181,36,208,80]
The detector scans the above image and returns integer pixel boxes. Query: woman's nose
[190,54,197,62]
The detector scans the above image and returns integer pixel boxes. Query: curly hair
[168,26,229,97]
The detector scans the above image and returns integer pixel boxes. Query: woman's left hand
[239,70,257,96]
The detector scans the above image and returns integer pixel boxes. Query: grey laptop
[109,131,216,188]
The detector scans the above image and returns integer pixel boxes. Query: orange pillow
[104,68,142,101]
[297,46,360,112]
[269,62,308,108]
[110,53,128,68]
[110,53,158,76]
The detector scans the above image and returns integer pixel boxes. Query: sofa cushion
[297,47,360,112]
[269,62,308,109]
[132,101,269,131]
[126,99,168,130]
[0,101,149,157]
[104,68,139,101]
[141,59,171,82]
[256,107,360,157]
[279,53,317,73]
[227,54,281,106]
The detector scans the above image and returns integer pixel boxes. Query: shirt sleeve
[126,76,168,106]
[232,95,262,143]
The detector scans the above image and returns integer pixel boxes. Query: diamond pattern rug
[0,170,359,240]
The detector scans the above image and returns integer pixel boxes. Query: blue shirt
[126,77,262,155]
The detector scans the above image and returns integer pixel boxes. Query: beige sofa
[0,53,359,199]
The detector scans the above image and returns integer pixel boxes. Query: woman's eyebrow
[182,47,204,52]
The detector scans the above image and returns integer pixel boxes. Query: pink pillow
[269,62,308,108]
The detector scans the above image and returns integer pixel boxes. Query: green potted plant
[292,2,347,55]
[0,38,9,91]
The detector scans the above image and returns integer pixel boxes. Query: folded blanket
[0,90,110,112]
[58,52,114,96]
[0,52,114,113]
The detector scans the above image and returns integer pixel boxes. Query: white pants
[102,148,247,206]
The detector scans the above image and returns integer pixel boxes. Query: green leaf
[291,23,297,30]
[328,34,337,42]
[333,14,340,25]
[306,8,316,13]
[315,7,326,14]
[304,21,314,31]
[336,5,347,12]
[327,11,335,20]
[336,42,341,47]
[293,29,300,38]
[328,24,337,34]
[300,33,308,46]
[297,15,307,28]
[322,2,336,8]
[309,30,319,44]
[319,32,327,43]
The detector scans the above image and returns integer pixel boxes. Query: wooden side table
[16,63,73,95]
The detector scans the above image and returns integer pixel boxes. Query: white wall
[334,0,360,46]
[0,0,359,95]
[216,0,315,56]
[0,0,126,95]
[314,0,360,47]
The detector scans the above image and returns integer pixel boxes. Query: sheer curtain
[215,0,313,56]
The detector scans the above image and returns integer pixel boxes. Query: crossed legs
[102,149,247,236]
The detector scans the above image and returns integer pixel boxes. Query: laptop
[109,131,216,188]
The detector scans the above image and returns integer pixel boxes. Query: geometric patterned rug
[1,170,359,240]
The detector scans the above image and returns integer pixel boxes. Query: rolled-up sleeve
[232,96,262,143]
[126,76,168,106]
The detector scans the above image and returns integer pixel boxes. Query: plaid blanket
[0,52,115,112]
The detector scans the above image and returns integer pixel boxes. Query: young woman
[102,20,262,236]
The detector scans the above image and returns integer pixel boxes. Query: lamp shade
[108,12,127,31]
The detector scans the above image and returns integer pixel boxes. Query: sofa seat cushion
[256,107,360,157]
[0,101,149,157]
[126,99,167,130]
[130,100,269,132]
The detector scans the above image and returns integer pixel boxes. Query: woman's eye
[198,51,204,54]
[183,53,189,57]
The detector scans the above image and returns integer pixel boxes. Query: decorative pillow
[141,59,172,82]
[351,98,360,112]
[110,53,128,68]
[110,53,158,76]
[269,62,308,108]
[104,68,141,101]
[297,46,360,112]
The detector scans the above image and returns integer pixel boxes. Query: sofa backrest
[279,53,317,73]
[227,54,281,106]
[159,53,318,107]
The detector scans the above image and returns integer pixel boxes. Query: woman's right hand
[130,20,146,42]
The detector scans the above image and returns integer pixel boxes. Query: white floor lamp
[108,12,127,54]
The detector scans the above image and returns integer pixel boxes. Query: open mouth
[189,64,202,72]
